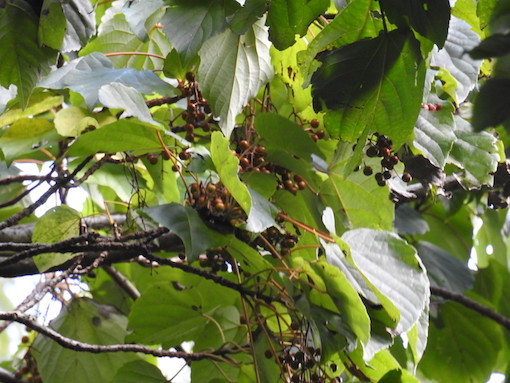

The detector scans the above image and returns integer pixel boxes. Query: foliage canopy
[0,0,510,382]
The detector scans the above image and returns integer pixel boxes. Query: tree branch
[0,311,245,361]
[431,286,510,331]
[0,368,28,383]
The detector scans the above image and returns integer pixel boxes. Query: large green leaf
[0,0,56,108]
[0,92,63,128]
[162,0,240,62]
[297,0,381,80]
[38,0,67,50]
[430,16,482,103]
[416,241,474,293]
[38,53,174,108]
[447,115,498,188]
[198,17,273,137]
[210,131,252,214]
[266,0,329,50]
[123,0,165,40]
[314,29,425,147]
[320,169,394,232]
[98,82,157,125]
[111,360,166,383]
[32,206,81,272]
[413,99,456,169]
[379,0,451,47]
[32,298,136,383]
[60,0,96,52]
[80,12,171,70]
[342,229,430,334]
[419,302,502,382]
[54,106,99,137]
[141,203,225,260]
[0,117,60,163]
[68,120,161,156]
[127,280,240,349]
[313,259,371,346]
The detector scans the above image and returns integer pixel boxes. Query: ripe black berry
[185,72,195,82]
[147,153,158,165]
[383,170,391,179]
[366,146,379,157]
[402,173,412,182]
[310,119,320,128]
[375,172,384,182]
[363,166,373,176]
[377,179,386,187]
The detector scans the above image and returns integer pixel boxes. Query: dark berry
[383,170,391,179]
[366,146,379,157]
[377,179,386,187]
[185,123,194,132]
[375,172,384,182]
[147,154,158,165]
[311,134,319,142]
[297,181,307,190]
[389,155,399,165]
[316,129,325,139]
[264,349,272,359]
[161,151,171,160]
[402,173,412,182]
[239,139,250,150]
[363,166,373,176]
[310,119,320,128]
[380,147,391,157]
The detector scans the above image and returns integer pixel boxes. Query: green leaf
[111,360,166,383]
[430,16,482,103]
[297,0,381,80]
[379,0,451,48]
[80,12,171,71]
[198,17,273,137]
[313,259,371,346]
[33,298,136,383]
[123,0,165,40]
[255,113,323,159]
[266,0,329,50]
[0,92,64,128]
[320,169,394,232]
[342,229,430,334]
[447,115,498,188]
[413,100,456,169]
[163,48,198,79]
[141,203,225,260]
[39,53,174,108]
[245,188,278,233]
[419,302,502,382]
[32,206,81,271]
[314,29,425,147]
[54,106,99,137]
[0,117,59,163]
[0,0,56,108]
[472,78,510,130]
[407,307,429,365]
[39,0,66,50]
[162,0,240,62]
[394,205,429,235]
[68,120,161,156]
[229,0,267,35]
[210,131,251,214]
[127,280,239,348]
[416,241,474,293]
[470,33,510,59]
[60,0,96,52]
[98,82,157,125]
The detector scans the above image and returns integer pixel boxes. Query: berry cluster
[173,72,212,143]
[421,103,443,112]
[233,136,308,195]
[187,181,246,225]
[198,247,231,273]
[250,226,297,256]
[14,347,41,383]
[307,119,326,142]
[361,133,412,186]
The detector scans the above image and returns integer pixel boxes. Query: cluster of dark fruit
[198,247,231,273]
[488,162,510,209]
[306,119,326,142]
[173,72,212,143]
[187,181,246,225]
[233,137,308,195]
[146,150,171,165]
[14,347,41,383]
[250,226,297,256]
[361,133,412,186]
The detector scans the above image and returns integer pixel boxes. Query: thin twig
[0,311,245,360]
[0,367,29,383]
[103,265,141,300]
[430,286,510,331]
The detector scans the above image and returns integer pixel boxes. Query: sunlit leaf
[61,0,96,52]
[39,0,66,50]
[54,106,99,137]
[342,229,430,334]
[198,17,273,137]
